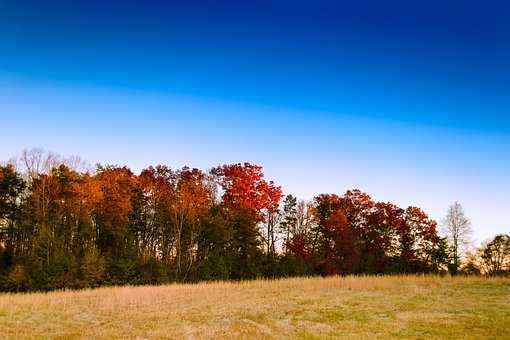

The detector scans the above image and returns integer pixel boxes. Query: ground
[0,275,508,339]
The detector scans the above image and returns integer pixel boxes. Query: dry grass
[0,275,508,339]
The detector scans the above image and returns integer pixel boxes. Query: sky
[1,0,509,244]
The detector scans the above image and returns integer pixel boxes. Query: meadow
[0,275,508,339]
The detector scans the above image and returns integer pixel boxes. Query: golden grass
[0,275,508,339]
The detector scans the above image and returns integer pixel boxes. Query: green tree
[0,165,26,272]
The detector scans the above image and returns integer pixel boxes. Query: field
[0,276,509,339]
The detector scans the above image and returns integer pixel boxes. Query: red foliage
[213,162,282,221]
[286,234,312,259]
[324,208,358,273]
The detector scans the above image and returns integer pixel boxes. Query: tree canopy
[0,150,505,292]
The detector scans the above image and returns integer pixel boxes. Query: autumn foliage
[0,150,456,291]
[212,163,282,221]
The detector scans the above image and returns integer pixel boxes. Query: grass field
[0,276,509,339]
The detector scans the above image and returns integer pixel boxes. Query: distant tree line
[0,149,508,292]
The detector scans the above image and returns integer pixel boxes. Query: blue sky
[1,0,509,244]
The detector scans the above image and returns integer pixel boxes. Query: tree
[399,206,439,272]
[430,237,450,273]
[461,251,481,275]
[480,234,510,276]
[280,195,298,254]
[138,165,176,263]
[281,199,316,276]
[0,165,26,220]
[442,202,472,274]
[171,167,211,281]
[264,206,280,255]
[0,165,26,270]
[194,206,232,281]
[17,165,103,289]
[16,148,90,182]
[312,194,356,275]
[94,166,137,256]
[212,163,281,279]
[365,202,403,273]
[212,163,281,222]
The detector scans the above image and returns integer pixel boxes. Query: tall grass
[0,275,508,339]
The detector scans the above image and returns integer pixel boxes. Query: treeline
[0,150,507,292]
[458,234,510,276]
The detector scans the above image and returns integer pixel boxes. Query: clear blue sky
[1,0,509,244]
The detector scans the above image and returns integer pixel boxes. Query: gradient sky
[1,1,509,244]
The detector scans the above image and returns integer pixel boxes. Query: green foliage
[227,210,264,280]
[79,248,106,287]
